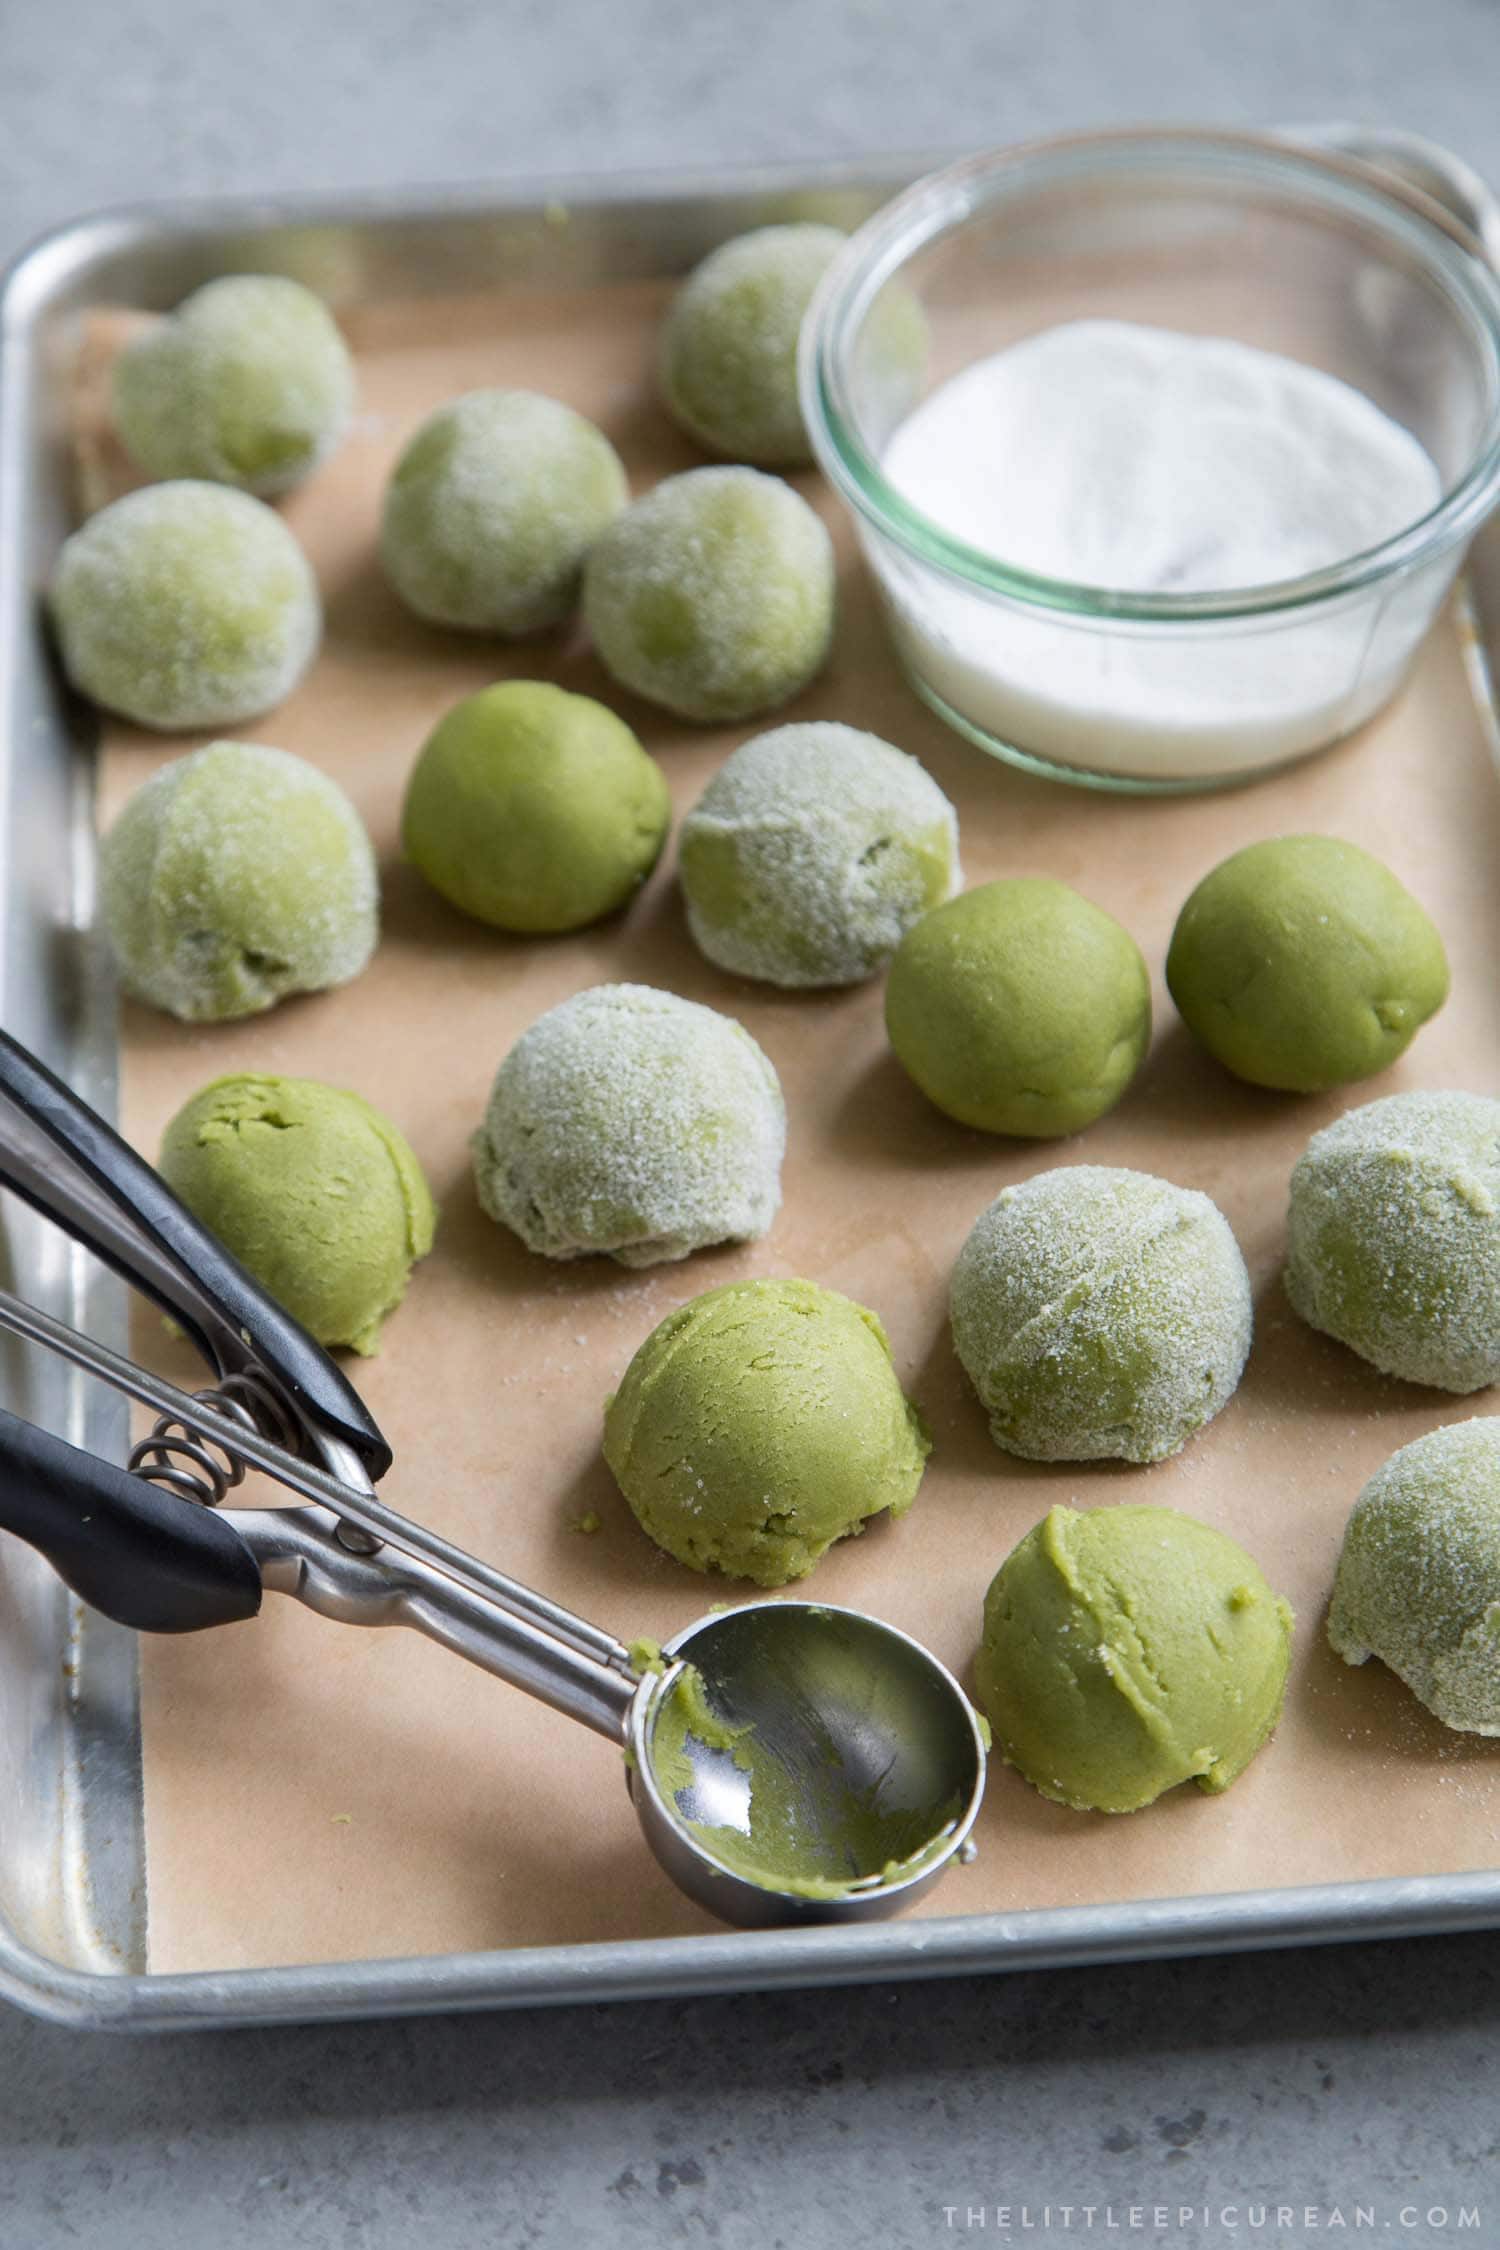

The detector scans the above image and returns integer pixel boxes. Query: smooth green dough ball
[680,721,960,986]
[975,1503,1293,1812]
[380,389,626,634]
[99,740,377,1022]
[886,878,1150,1136]
[402,681,670,933]
[159,1074,436,1355]
[50,482,321,731]
[472,982,785,1266]
[112,275,355,496]
[1285,1090,1500,1392]
[951,1166,1252,1463]
[1329,1418,1500,1734]
[1167,835,1449,1093]
[582,466,834,722]
[604,1276,930,1585]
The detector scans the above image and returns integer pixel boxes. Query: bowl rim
[799,125,1500,624]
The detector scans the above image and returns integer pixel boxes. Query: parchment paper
[74,278,1500,1977]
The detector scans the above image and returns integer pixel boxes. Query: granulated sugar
[880,319,1443,780]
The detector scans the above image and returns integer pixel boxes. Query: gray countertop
[4,1,1500,2242]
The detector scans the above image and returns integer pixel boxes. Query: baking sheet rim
[6,157,1500,2029]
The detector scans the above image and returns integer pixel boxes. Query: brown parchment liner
[71,277,1500,1978]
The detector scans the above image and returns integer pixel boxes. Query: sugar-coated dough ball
[582,467,834,721]
[1167,835,1449,1093]
[886,878,1150,1137]
[50,482,320,731]
[99,740,377,1022]
[1285,1090,1500,1392]
[679,721,959,987]
[160,1073,435,1355]
[112,275,355,497]
[976,1504,1293,1812]
[603,1276,930,1585]
[472,983,785,1267]
[380,389,626,634]
[402,680,670,933]
[659,223,928,467]
[1328,1418,1500,1734]
[659,223,845,468]
[951,1166,1253,1463]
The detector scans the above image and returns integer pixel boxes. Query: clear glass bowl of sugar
[800,129,1500,794]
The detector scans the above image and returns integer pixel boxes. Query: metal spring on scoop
[127,1369,300,1507]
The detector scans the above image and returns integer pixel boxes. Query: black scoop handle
[0,1030,390,1481]
[0,1406,262,1633]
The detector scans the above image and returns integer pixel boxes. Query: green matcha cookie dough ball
[582,467,834,722]
[159,1074,435,1355]
[975,1503,1293,1813]
[604,1276,930,1585]
[402,681,670,933]
[472,983,784,1267]
[1285,1090,1500,1392]
[951,1165,1252,1463]
[380,389,626,635]
[679,721,960,987]
[1167,835,1449,1094]
[99,740,377,1022]
[659,223,842,468]
[660,223,928,468]
[886,878,1150,1137]
[1329,1419,1500,1734]
[112,276,355,497]
[50,482,321,731]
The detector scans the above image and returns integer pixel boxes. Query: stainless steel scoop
[0,1029,985,1928]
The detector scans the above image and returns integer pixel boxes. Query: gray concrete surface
[3,0,1500,2242]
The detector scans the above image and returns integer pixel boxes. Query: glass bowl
[800,129,1500,794]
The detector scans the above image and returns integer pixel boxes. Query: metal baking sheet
[5,151,1500,2031]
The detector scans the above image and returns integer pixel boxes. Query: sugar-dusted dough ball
[402,680,670,933]
[976,1504,1293,1812]
[160,1073,435,1355]
[951,1165,1253,1463]
[582,467,834,722]
[112,275,355,497]
[679,721,959,987]
[50,482,321,731]
[472,983,785,1267]
[381,389,627,634]
[99,739,377,1022]
[659,223,844,468]
[660,223,928,467]
[1285,1090,1500,1392]
[1329,1418,1500,1733]
[886,878,1150,1137]
[604,1276,930,1585]
[1167,835,1449,1093]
